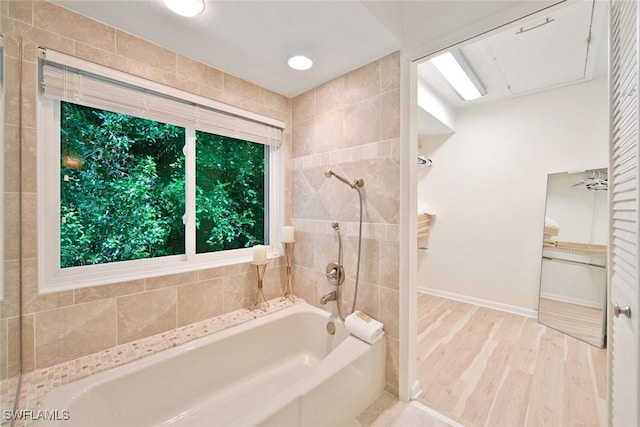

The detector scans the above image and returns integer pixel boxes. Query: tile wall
[1,0,402,397]
[290,54,401,394]
[1,1,25,411]
[1,0,291,372]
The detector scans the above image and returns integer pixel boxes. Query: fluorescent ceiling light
[430,51,486,101]
[163,0,205,17]
[288,56,313,71]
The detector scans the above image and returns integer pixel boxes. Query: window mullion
[41,99,63,285]
[185,128,196,260]
[269,144,282,256]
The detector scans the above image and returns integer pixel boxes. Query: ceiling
[53,0,401,98]
[51,0,559,98]
[417,0,608,114]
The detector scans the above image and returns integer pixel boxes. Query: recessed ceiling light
[288,56,313,71]
[163,0,205,17]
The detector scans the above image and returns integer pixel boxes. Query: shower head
[325,170,364,189]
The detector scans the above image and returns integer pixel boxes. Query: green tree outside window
[60,102,266,268]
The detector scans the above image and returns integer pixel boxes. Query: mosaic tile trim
[0,376,20,426]
[13,297,302,427]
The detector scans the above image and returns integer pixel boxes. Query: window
[39,50,284,290]
[195,130,268,254]
[60,102,187,268]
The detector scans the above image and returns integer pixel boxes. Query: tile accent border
[293,138,398,171]
[292,219,399,241]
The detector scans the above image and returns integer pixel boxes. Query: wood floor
[416,293,606,427]
[538,298,604,347]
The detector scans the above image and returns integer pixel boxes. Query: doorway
[407,1,609,425]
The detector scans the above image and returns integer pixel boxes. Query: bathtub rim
[41,301,346,417]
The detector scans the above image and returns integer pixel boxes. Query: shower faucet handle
[326,262,345,286]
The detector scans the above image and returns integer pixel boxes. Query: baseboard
[539,292,604,309]
[409,401,465,427]
[410,380,422,400]
[417,286,538,319]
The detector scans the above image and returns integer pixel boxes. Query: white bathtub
[42,302,386,427]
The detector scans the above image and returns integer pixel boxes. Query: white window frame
[38,51,285,293]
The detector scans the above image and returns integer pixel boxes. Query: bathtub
[42,302,386,427]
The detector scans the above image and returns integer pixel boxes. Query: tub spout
[320,291,337,305]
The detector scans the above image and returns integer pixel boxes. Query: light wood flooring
[538,298,605,348]
[416,293,606,427]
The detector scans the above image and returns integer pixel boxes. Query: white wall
[417,78,456,133]
[417,77,608,310]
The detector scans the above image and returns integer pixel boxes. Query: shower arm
[324,170,364,189]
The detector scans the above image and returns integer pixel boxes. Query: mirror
[538,169,607,347]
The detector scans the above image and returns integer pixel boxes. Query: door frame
[397,0,585,402]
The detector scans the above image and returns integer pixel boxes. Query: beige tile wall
[290,52,401,395]
[1,2,23,386]
[1,0,292,372]
[2,2,402,395]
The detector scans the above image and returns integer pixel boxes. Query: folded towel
[345,310,385,344]
[417,200,436,216]
[545,216,559,228]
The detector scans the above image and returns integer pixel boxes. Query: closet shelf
[417,213,433,249]
[543,241,607,268]
[543,240,606,255]
[544,225,560,236]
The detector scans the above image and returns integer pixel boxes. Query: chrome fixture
[324,170,364,189]
[323,169,365,321]
[320,291,337,305]
[326,222,345,286]
[326,262,345,286]
[612,302,632,319]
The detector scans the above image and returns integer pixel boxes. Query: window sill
[39,248,283,294]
